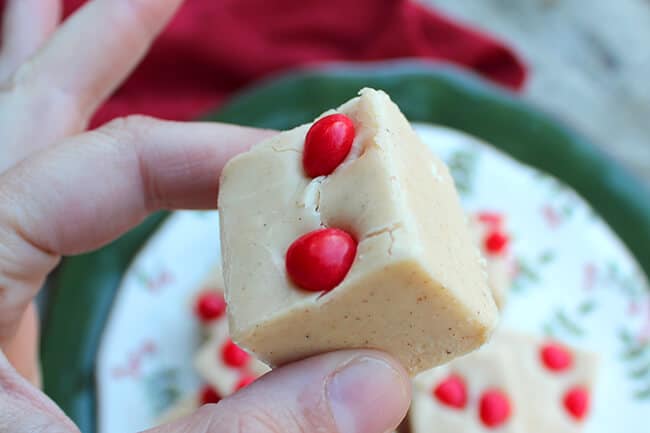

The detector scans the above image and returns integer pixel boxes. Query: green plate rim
[41,60,650,432]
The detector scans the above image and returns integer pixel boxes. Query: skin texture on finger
[0,349,78,433]
[0,0,61,83]
[0,0,185,173]
[0,115,273,343]
[145,350,411,433]
[2,303,41,387]
[14,0,184,122]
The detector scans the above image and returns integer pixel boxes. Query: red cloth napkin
[8,0,527,127]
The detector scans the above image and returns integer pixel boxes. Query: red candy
[484,230,509,255]
[477,212,503,228]
[221,339,250,367]
[199,385,221,405]
[286,228,357,293]
[540,342,573,372]
[563,386,589,420]
[195,291,227,322]
[235,375,256,391]
[433,375,467,409]
[479,389,511,428]
[303,113,355,177]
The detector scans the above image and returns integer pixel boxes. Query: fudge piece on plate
[193,264,228,337]
[411,330,598,432]
[194,319,270,396]
[219,88,498,374]
[468,212,514,310]
[193,264,269,396]
[158,265,269,425]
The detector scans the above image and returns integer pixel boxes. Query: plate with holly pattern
[95,123,650,433]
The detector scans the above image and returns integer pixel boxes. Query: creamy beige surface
[411,329,598,432]
[412,336,524,432]
[467,215,513,311]
[195,266,270,394]
[219,88,498,374]
[194,265,227,339]
[194,319,270,395]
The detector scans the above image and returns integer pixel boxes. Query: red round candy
[540,342,573,372]
[221,339,250,367]
[479,389,511,428]
[477,212,503,228]
[235,375,256,391]
[286,228,357,293]
[433,375,467,409]
[563,386,589,420]
[303,113,355,177]
[199,385,221,405]
[484,230,509,255]
[195,291,227,322]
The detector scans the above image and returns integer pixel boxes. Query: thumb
[146,350,411,433]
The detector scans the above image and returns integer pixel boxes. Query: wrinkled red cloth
[4,0,526,127]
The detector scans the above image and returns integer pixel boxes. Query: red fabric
[5,0,527,127]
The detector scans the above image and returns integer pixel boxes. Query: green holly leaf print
[629,363,650,379]
[555,310,585,336]
[618,328,650,400]
[446,149,477,197]
[578,300,596,315]
[539,250,555,264]
[512,251,556,293]
[635,388,650,400]
[146,368,181,415]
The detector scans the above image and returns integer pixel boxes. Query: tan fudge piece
[194,319,270,395]
[411,329,598,432]
[412,336,524,432]
[219,88,498,374]
[467,214,513,310]
[203,264,225,289]
[195,264,228,338]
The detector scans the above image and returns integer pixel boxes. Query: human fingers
[0,348,78,433]
[0,116,273,345]
[2,302,40,387]
[0,0,186,173]
[145,350,411,433]
[14,0,184,122]
[0,0,61,82]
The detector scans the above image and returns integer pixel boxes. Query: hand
[0,1,411,433]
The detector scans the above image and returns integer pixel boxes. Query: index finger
[0,116,274,343]
[14,0,184,124]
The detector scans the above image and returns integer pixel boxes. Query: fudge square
[410,330,598,432]
[218,88,498,374]
[194,319,270,396]
[467,212,514,311]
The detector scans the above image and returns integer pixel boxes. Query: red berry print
[303,113,355,177]
[563,386,589,420]
[286,228,357,293]
[484,230,509,255]
[221,339,250,367]
[235,375,257,391]
[433,375,467,409]
[477,212,503,228]
[195,291,227,322]
[199,385,221,405]
[540,342,573,372]
[479,389,511,428]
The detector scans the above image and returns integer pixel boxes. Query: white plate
[97,124,650,433]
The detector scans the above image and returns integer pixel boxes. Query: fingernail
[327,356,409,433]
